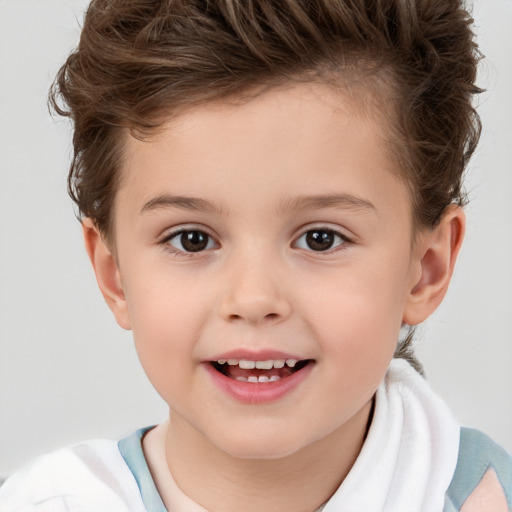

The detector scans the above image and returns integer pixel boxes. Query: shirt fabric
[1,360,511,511]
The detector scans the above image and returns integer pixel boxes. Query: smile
[211,358,312,383]
[205,355,315,404]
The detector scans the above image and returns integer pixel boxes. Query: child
[1,0,510,511]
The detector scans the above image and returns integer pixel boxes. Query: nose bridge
[220,242,291,324]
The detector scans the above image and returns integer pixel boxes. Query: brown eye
[169,230,215,253]
[295,229,346,252]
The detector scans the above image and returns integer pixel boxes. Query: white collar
[323,359,460,512]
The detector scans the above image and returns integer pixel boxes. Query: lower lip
[203,362,314,404]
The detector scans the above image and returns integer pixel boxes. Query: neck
[147,400,372,512]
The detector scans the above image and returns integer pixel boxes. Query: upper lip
[206,349,307,363]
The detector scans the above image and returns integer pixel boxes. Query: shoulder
[0,438,145,512]
[445,427,512,512]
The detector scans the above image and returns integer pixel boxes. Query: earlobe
[403,206,466,326]
[82,219,132,330]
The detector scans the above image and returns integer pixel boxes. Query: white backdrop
[1,0,511,478]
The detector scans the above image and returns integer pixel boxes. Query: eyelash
[159,226,351,257]
[293,228,350,254]
[160,228,218,257]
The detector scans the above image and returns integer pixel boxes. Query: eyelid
[292,225,353,253]
[159,225,220,256]
[159,223,216,242]
[293,223,354,241]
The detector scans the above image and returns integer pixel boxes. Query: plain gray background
[1,0,511,478]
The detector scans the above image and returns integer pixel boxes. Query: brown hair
[49,0,482,372]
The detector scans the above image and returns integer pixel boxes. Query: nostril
[227,312,280,323]
[221,293,291,324]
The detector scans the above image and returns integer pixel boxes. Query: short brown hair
[50,0,482,371]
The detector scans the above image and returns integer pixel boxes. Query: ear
[403,206,465,326]
[82,218,132,330]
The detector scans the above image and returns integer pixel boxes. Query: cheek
[124,262,209,340]
[298,274,403,423]
[121,270,210,399]
[297,258,410,363]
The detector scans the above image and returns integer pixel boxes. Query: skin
[84,82,465,512]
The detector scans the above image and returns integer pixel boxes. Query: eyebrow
[140,195,227,215]
[278,194,376,214]
[140,193,375,216]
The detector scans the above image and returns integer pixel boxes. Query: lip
[203,352,315,405]
[208,349,304,362]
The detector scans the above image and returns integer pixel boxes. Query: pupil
[181,231,208,252]
[306,230,334,251]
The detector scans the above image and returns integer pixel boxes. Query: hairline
[98,71,427,249]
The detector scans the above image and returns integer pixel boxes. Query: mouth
[210,358,314,383]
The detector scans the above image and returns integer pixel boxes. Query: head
[50,0,481,458]
[51,0,481,230]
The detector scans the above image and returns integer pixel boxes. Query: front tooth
[273,359,285,368]
[255,360,273,370]
[270,376,281,382]
[248,376,258,383]
[217,359,227,365]
[227,359,239,366]
[239,360,255,369]
[235,376,247,382]
[286,359,297,368]
[258,376,270,383]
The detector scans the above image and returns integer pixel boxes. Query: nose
[219,252,292,325]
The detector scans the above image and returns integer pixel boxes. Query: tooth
[255,360,273,370]
[270,376,281,382]
[227,359,238,366]
[258,376,270,383]
[239,360,255,369]
[248,376,258,383]
[286,359,297,368]
[235,376,247,382]
[217,359,227,365]
[273,360,285,368]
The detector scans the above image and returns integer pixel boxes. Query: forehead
[117,82,411,223]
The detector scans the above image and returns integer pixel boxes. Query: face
[107,83,425,459]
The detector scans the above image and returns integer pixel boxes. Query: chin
[210,428,310,461]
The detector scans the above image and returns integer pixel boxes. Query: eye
[167,229,217,253]
[294,228,347,252]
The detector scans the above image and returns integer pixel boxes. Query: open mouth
[211,358,313,383]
